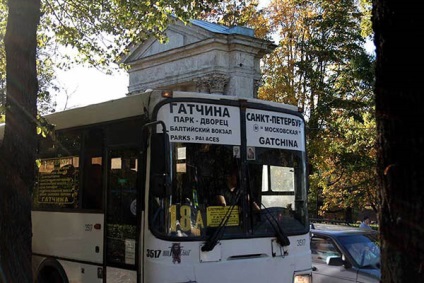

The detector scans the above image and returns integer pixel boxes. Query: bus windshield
[149,101,308,240]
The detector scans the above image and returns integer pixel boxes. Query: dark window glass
[34,130,81,209]
[339,234,380,267]
[106,149,139,267]
[82,129,104,210]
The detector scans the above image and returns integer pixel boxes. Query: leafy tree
[373,0,424,281]
[0,0,218,281]
[258,0,375,219]
[201,0,272,39]
[359,0,372,38]
[42,0,218,69]
[258,0,307,105]
[309,50,377,219]
[315,111,378,217]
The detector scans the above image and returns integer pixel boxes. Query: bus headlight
[293,273,312,283]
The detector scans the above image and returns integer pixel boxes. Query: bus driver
[216,168,260,211]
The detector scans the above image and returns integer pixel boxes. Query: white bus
[1,90,312,283]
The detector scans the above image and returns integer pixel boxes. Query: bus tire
[35,258,69,283]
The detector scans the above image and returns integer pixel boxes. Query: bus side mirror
[327,256,350,268]
[150,133,171,198]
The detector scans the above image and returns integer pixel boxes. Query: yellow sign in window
[206,206,239,227]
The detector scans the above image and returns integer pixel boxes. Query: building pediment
[122,19,276,98]
[123,20,217,63]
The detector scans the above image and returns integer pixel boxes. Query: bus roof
[0,90,300,142]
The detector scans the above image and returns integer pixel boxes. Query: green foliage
[40,0,219,70]
[258,0,376,219]
[200,0,272,39]
[36,114,54,138]
[308,112,378,215]
[359,0,372,38]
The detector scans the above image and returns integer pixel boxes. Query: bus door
[105,148,140,282]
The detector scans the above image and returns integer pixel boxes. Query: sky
[53,0,272,111]
[54,66,128,111]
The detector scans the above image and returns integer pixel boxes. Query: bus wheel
[36,262,68,283]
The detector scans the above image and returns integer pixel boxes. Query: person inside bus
[215,168,260,211]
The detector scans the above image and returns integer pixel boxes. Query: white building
[121,19,276,98]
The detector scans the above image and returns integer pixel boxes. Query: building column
[193,74,230,95]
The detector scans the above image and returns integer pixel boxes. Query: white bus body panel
[32,211,104,263]
[143,230,311,283]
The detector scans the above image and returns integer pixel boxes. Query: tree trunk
[0,0,40,282]
[373,1,424,282]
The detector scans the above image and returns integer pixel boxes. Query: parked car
[310,223,380,283]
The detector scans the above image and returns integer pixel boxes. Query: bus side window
[82,128,104,210]
[83,163,103,209]
[34,129,81,210]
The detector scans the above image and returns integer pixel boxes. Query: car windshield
[338,233,380,268]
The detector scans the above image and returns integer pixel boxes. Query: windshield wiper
[260,204,290,247]
[245,166,290,247]
[201,189,242,252]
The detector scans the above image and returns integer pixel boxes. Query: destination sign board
[157,102,241,145]
[245,109,305,152]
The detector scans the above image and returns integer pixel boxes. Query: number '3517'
[146,249,161,258]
